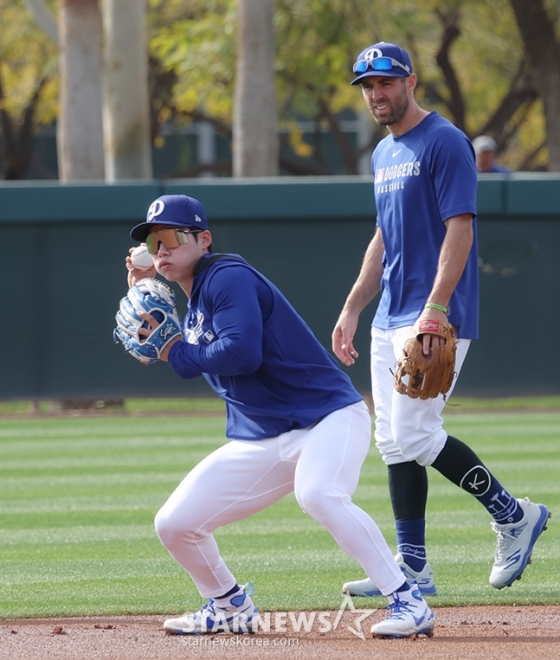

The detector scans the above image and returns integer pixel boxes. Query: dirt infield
[2,606,559,660]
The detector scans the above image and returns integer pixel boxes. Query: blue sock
[431,436,523,524]
[396,519,426,572]
[216,584,241,600]
[395,580,412,594]
[475,484,523,524]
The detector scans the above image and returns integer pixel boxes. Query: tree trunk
[0,70,23,179]
[434,8,465,131]
[510,0,560,171]
[25,0,58,44]
[102,0,152,181]
[233,0,278,177]
[57,0,104,181]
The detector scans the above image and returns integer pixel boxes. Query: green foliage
[146,0,545,170]
[0,409,558,618]
[148,0,236,122]
[0,0,58,124]
[0,0,557,170]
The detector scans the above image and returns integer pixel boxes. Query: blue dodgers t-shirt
[371,111,479,339]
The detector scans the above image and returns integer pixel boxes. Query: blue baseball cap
[131,194,209,241]
[351,42,412,85]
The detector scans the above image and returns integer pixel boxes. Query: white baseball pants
[370,325,470,466]
[154,401,404,598]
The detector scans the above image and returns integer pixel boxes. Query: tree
[509,0,560,171]
[0,0,57,179]
[25,0,58,43]
[232,0,278,177]
[143,0,552,174]
[4,0,559,177]
[26,0,153,180]
[57,0,104,181]
[0,67,48,179]
[147,0,237,175]
[102,0,153,180]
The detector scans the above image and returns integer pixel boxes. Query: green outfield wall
[1,174,558,401]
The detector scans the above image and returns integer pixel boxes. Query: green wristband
[425,302,449,314]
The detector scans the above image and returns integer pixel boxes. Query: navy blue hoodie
[167,254,363,439]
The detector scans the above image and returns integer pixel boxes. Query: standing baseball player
[332,42,550,598]
[117,194,434,639]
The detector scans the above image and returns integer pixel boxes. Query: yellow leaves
[284,121,314,158]
[0,2,58,123]
[159,106,172,124]
[0,0,553,172]
[175,86,201,113]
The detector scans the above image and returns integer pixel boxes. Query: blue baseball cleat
[370,583,435,639]
[163,583,258,634]
[489,497,551,589]
[342,553,437,597]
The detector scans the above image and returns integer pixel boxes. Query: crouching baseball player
[114,194,435,639]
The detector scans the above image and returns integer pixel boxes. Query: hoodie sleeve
[168,266,265,379]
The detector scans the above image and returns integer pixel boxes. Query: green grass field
[1,399,559,619]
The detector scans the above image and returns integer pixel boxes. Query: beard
[371,89,410,126]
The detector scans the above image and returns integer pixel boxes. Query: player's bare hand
[137,312,181,362]
[332,309,360,366]
[414,308,448,356]
[138,311,160,341]
[126,248,157,288]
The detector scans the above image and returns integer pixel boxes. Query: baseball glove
[393,319,457,400]
[113,278,182,365]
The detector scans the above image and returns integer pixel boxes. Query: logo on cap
[195,214,202,224]
[363,47,384,62]
[147,199,165,222]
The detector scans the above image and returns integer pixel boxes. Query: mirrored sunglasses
[145,228,202,254]
[353,56,410,76]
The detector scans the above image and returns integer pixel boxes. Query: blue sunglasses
[353,56,410,76]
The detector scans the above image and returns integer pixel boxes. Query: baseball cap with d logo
[351,42,412,85]
[131,194,209,242]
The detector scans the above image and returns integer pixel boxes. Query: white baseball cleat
[163,583,258,634]
[370,583,435,639]
[343,553,437,597]
[489,497,551,589]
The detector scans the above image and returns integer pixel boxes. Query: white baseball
[130,245,154,271]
